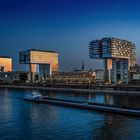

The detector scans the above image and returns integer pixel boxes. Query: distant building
[0,56,12,72]
[0,56,12,81]
[130,65,140,84]
[19,49,58,82]
[89,37,136,84]
[81,62,85,71]
[45,71,96,85]
[94,69,104,83]
[0,71,28,84]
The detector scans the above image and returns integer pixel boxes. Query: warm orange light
[107,59,112,70]
[0,58,12,72]
[31,64,36,72]
[30,51,58,74]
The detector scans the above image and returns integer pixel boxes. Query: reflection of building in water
[93,95,114,105]
[19,49,58,82]
[104,95,114,105]
[88,93,92,100]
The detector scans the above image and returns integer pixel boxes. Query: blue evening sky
[0,0,140,71]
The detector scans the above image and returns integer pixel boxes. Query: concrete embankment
[0,85,140,96]
[24,97,140,117]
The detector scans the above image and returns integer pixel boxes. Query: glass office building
[89,38,136,84]
[19,49,58,82]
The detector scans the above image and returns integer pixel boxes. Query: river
[0,88,140,140]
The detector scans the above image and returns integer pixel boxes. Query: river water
[0,88,140,140]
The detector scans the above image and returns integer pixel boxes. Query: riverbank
[0,84,140,96]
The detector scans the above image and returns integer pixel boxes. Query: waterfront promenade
[1,84,140,96]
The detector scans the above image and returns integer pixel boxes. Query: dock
[24,96,140,117]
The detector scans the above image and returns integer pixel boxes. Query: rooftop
[91,37,135,45]
[0,56,12,58]
[28,49,57,53]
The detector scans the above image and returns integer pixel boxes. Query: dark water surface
[0,88,140,140]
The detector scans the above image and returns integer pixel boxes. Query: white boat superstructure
[24,92,43,99]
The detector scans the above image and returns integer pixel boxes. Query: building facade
[45,71,96,85]
[89,38,136,84]
[130,65,140,84]
[19,49,58,82]
[0,71,28,84]
[0,56,12,72]
[94,69,104,83]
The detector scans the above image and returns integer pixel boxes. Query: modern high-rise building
[89,38,136,84]
[0,56,12,73]
[19,49,58,82]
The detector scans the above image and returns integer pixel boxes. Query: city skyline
[1,0,140,71]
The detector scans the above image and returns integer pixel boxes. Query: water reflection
[0,88,140,140]
[42,90,140,108]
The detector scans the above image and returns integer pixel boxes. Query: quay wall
[0,85,140,96]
